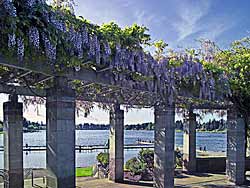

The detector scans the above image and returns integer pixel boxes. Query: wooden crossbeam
[0,84,231,109]
[189,103,231,110]
[0,55,53,76]
[0,84,46,97]
[0,55,231,109]
[15,71,33,80]
[0,54,155,94]
[29,75,53,85]
[2,70,32,84]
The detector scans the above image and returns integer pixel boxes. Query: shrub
[125,149,154,180]
[175,149,183,168]
[125,149,183,181]
[125,157,143,175]
[138,149,154,170]
[96,152,109,168]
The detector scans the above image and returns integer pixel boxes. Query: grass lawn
[76,167,93,177]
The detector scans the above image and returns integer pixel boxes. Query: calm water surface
[0,130,226,168]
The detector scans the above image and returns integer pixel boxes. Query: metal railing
[0,144,154,152]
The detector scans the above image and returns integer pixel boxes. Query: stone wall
[196,157,250,173]
[197,157,226,173]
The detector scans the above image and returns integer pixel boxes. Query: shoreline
[11,129,226,133]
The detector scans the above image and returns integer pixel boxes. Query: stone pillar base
[183,110,197,173]
[3,95,24,188]
[109,105,124,183]
[226,109,246,185]
[154,104,175,188]
[46,77,76,188]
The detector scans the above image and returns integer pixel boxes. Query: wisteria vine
[0,0,230,107]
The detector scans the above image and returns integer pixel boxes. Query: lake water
[0,130,226,168]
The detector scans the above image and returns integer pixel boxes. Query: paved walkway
[19,173,249,188]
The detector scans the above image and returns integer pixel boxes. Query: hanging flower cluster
[41,33,56,61]
[8,33,16,48]
[17,37,24,62]
[2,0,17,17]
[29,27,40,49]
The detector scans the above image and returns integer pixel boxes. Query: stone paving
[14,173,249,188]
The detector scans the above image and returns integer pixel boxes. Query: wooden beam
[189,103,231,110]
[0,84,231,109]
[0,54,155,94]
[29,75,53,85]
[15,71,33,79]
[0,55,231,109]
[0,55,53,77]
[2,70,32,84]
[0,84,46,97]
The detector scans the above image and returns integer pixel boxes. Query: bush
[125,157,143,175]
[175,149,183,168]
[125,149,183,181]
[125,149,154,180]
[96,152,109,168]
[138,149,154,170]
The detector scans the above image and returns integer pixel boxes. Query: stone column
[3,94,24,188]
[183,110,196,173]
[109,104,124,183]
[154,104,175,188]
[46,77,76,188]
[226,108,245,185]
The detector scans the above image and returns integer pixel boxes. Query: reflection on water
[0,130,226,169]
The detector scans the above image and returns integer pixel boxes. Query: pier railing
[0,144,154,152]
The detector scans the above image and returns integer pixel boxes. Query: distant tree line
[0,118,46,133]
[77,119,226,131]
[0,118,226,132]
[176,119,226,131]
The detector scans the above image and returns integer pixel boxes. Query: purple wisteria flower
[8,33,16,48]
[114,43,121,68]
[3,0,16,17]
[50,18,66,33]
[81,26,89,48]
[95,36,101,64]
[17,37,24,62]
[42,33,56,61]
[128,52,135,72]
[29,27,40,49]
[103,41,111,56]
[74,32,83,59]
[102,41,111,65]
[88,35,96,58]
[26,0,36,8]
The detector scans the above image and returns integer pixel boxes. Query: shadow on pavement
[123,180,154,187]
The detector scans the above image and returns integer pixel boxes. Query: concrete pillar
[226,108,245,185]
[154,104,175,188]
[3,94,24,188]
[109,104,124,183]
[183,110,196,173]
[46,77,76,188]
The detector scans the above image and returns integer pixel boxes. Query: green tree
[207,37,250,154]
[154,40,168,61]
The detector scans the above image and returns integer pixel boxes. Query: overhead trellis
[0,0,231,109]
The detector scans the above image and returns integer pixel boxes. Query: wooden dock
[0,144,154,152]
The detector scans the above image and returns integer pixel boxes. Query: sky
[0,0,247,124]
[73,0,250,48]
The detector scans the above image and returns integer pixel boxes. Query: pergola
[0,54,246,188]
[0,1,246,188]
